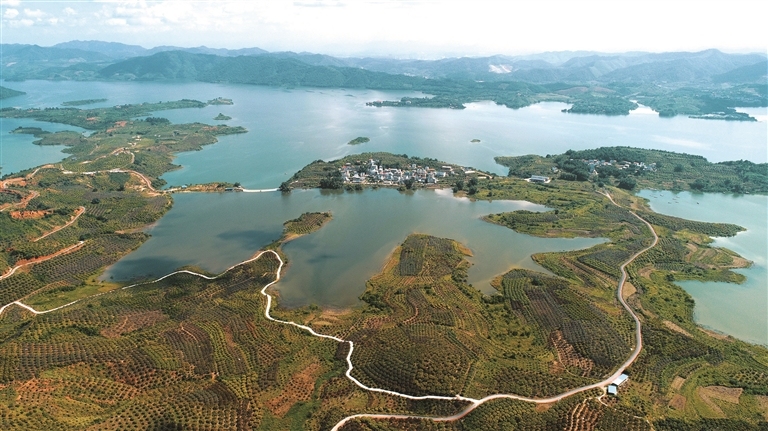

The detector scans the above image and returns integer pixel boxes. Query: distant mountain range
[1,41,765,118]
[53,40,269,59]
[2,41,765,85]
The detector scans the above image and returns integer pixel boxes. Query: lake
[638,190,768,346]
[3,80,766,340]
[101,188,604,308]
[2,81,766,187]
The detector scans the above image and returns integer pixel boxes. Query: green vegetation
[208,97,234,105]
[282,212,332,238]
[4,45,766,120]
[562,95,639,115]
[0,99,209,130]
[2,89,768,428]
[291,234,613,399]
[347,136,370,145]
[495,147,768,195]
[214,113,232,120]
[288,152,467,189]
[343,395,652,431]
[0,167,170,307]
[62,98,107,106]
[366,80,560,110]
[1,101,246,187]
[0,250,360,430]
[445,167,768,428]
[0,86,25,100]
[10,127,50,138]
[634,84,766,119]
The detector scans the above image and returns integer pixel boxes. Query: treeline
[562,95,638,115]
[0,85,26,100]
[495,147,768,194]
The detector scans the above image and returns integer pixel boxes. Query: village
[580,158,657,173]
[339,158,460,186]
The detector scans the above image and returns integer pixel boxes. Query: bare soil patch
[265,362,322,417]
[671,376,686,391]
[550,330,594,377]
[638,266,654,278]
[101,310,167,338]
[702,386,742,404]
[700,328,729,340]
[664,320,693,338]
[622,281,637,300]
[669,394,687,410]
[755,395,768,420]
[10,210,50,220]
[696,386,724,417]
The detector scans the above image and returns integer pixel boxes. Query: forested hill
[3,42,766,118]
[94,48,767,86]
[98,51,225,81]
[0,86,25,100]
[98,51,428,89]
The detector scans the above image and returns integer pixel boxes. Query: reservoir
[101,188,604,308]
[3,81,766,341]
[2,81,766,186]
[638,190,768,346]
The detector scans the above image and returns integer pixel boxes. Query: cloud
[63,7,77,16]
[23,8,45,19]
[293,1,345,7]
[19,18,33,26]
[0,0,21,6]
[106,18,127,26]
[3,8,18,19]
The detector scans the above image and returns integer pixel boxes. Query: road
[331,190,659,429]
[33,206,85,242]
[0,190,660,430]
[0,241,85,282]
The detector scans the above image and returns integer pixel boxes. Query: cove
[2,81,766,189]
[102,188,604,309]
[638,190,768,345]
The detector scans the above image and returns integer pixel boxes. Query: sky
[1,0,767,58]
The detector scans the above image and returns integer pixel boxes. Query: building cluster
[340,159,454,185]
[582,159,657,173]
[607,373,629,396]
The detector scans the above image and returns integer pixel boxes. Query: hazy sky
[1,0,766,58]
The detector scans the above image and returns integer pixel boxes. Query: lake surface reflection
[639,190,768,345]
[102,188,604,308]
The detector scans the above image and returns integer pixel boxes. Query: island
[214,113,232,120]
[347,136,370,145]
[208,97,234,105]
[62,98,108,106]
[0,96,767,430]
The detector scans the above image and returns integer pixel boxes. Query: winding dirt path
[0,240,85,282]
[330,190,659,429]
[33,206,85,242]
[0,191,659,429]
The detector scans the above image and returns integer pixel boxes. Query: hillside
[0,86,25,100]
[2,43,766,118]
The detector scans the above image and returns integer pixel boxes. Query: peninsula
[0,97,766,430]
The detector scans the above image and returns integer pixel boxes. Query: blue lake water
[101,188,604,309]
[2,81,766,187]
[638,190,767,345]
[3,80,767,341]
